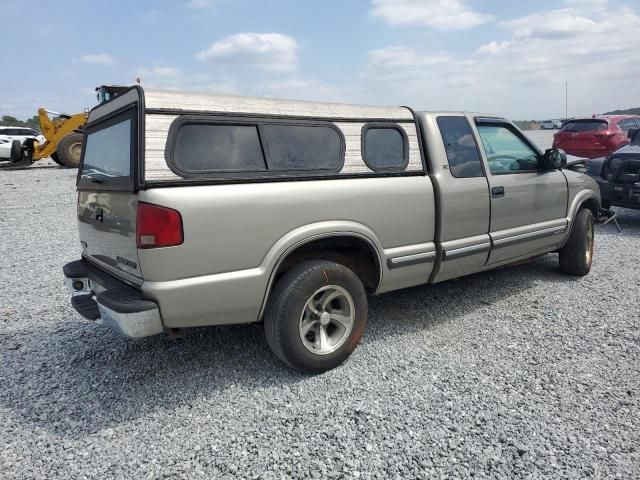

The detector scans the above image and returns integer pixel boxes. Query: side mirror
[543,148,567,170]
[628,128,639,143]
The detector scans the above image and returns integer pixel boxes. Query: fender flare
[256,221,384,319]
[561,189,600,247]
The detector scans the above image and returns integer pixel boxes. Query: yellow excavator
[16,85,130,168]
[31,109,87,167]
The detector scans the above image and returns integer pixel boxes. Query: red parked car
[553,115,640,159]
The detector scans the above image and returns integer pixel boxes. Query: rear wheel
[264,260,368,374]
[56,133,84,168]
[50,152,64,166]
[559,208,594,276]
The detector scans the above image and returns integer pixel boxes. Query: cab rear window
[561,120,608,132]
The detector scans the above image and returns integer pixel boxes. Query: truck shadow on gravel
[0,254,597,439]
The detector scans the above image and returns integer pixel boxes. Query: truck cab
[418,112,599,282]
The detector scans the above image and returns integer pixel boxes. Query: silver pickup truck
[63,86,601,373]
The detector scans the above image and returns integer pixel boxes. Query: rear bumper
[63,260,164,338]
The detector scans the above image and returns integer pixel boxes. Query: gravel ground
[1,154,639,478]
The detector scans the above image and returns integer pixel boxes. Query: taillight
[136,201,183,249]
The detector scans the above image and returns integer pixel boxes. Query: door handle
[492,186,505,198]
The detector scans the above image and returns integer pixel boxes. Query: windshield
[561,120,608,132]
[80,119,132,184]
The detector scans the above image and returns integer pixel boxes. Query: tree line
[0,115,41,132]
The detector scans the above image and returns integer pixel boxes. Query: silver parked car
[540,119,563,130]
[63,86,601,373]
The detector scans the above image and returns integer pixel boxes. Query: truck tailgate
[78,191,142,284]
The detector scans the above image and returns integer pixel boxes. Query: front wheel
[56,133,84,168]
[559,208,594,276]
[264,260,368,374]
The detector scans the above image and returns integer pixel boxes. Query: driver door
[475,120,568,264]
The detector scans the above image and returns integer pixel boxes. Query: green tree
[0,115,21,126]
[0,115,42,132]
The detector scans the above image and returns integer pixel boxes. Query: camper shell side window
[165,115,346,179]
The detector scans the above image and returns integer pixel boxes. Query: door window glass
[477,125,540,174]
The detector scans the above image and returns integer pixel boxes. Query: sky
[2,0,640,120]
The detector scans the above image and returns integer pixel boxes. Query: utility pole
[565,82,568,120]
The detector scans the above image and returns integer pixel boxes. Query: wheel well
[581,198,600,217]
[272,236,381,294]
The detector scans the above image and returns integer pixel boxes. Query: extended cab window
[476,124,540,174]
[362,125,408,171]
[436,116,483,178]
[79,109,135,190]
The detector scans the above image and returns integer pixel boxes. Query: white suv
[0,126,44,159]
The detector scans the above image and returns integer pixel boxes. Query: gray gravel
[1,162,639,479]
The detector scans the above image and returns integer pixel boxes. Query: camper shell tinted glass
[262,124,343,171]
[166,116,345,179]
[77,107,137,191]
[174,124,266,173]
[361,124,408,171]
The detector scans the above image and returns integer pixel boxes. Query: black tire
[56,133,84,168]
[264,260,368,374]
[559,208,594,276]
[9,140,22,162]
[50,152,64,166]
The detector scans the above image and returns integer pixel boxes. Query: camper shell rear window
[166,116,345,179]
[77,107,137,191]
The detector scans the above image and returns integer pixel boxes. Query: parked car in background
[540,119,563,129]
[553,115,640,159]
[584,127,640,210]
[63,86,602,374]
[0,126,45,146]
[0,127,45,163]
[0,139,11,159]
